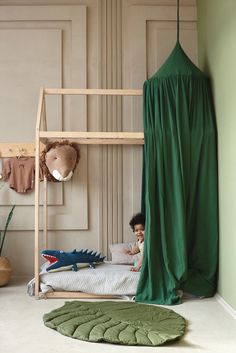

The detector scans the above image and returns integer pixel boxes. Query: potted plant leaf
[0,205,15,286]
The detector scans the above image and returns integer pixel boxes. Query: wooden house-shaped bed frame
[34,88,144,299]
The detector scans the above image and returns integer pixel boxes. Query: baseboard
[215,293,236,319]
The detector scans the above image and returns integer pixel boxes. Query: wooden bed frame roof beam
[39,131,144,144]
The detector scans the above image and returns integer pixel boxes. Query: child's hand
[125,245,140,255]
[128,245,140,255]
[130,265,141,272]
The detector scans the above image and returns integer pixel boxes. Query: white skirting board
[215,293,236,319]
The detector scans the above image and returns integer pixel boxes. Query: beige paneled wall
[0,5,88,231]
[0,0,197,275]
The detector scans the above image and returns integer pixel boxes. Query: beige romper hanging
[3,157,35,193]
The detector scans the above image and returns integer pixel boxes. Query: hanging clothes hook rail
[0,142,44,157]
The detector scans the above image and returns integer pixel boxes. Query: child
[126,212,145,272]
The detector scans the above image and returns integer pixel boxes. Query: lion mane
[40,140,80,182]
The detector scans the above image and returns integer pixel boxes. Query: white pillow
[109,242,141,265]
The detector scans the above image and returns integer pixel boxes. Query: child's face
[134,223,145,243]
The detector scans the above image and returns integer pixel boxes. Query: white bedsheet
[39,262,140,295]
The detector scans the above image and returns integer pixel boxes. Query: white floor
[1,277,236,353]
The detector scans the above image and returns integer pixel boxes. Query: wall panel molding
[98,0,123,257]
[0,5,88,230]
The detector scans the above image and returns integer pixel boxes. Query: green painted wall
[197,0,236,311]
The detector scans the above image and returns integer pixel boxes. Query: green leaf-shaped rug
[43,301,186,346]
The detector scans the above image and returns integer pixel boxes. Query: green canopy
[136,41,219,305]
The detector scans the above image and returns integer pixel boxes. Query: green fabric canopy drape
[136,41,219,305]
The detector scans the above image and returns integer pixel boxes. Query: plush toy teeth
[42,254,58,264]
[52,170,73,182]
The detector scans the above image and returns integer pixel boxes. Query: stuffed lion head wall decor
[40,140,80,182]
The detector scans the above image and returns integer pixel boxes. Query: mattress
[37,262,140,296]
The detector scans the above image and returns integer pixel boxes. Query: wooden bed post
[34,88,45,298]
[42,96,48,250]
[43,176,48,250]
